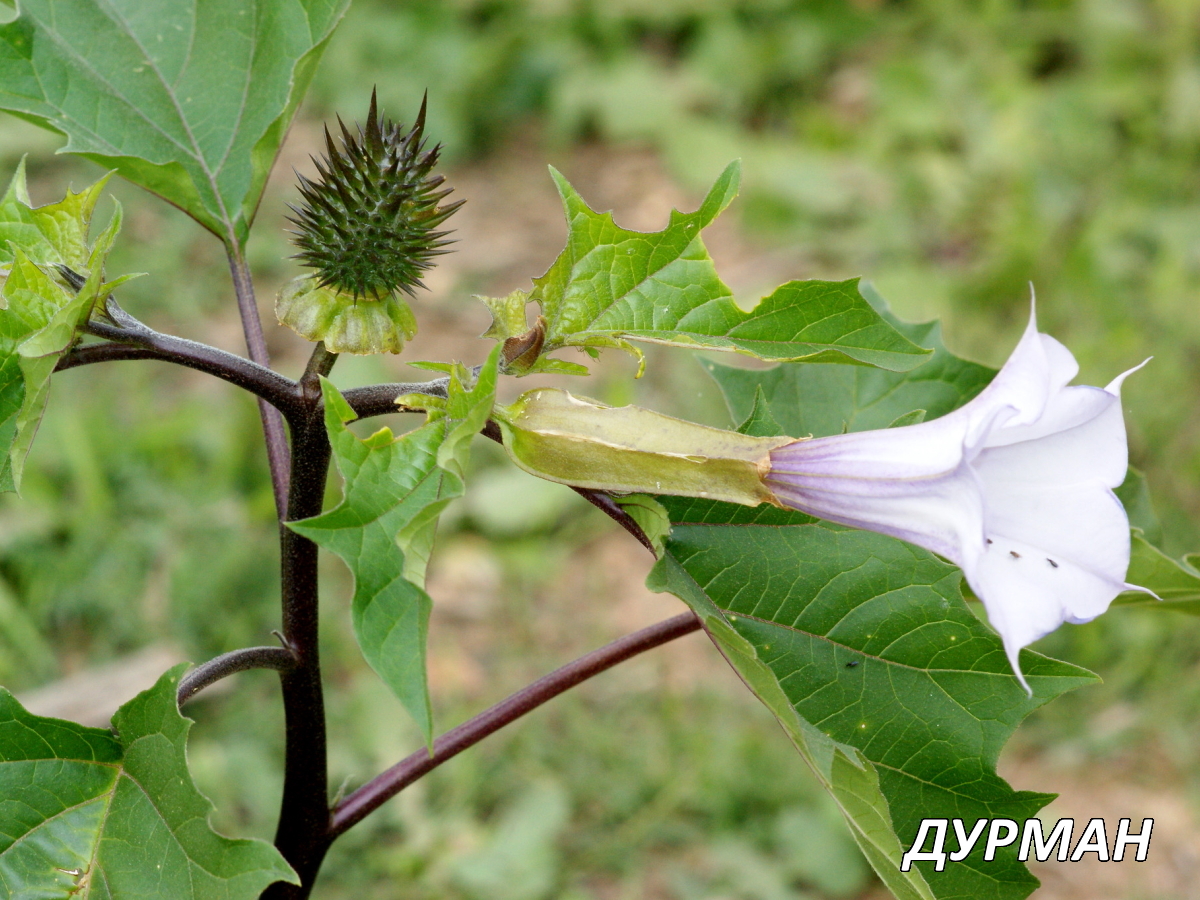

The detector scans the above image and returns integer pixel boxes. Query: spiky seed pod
[288,90,462,300]
[278,92,461,354]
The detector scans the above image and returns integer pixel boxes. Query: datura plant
[0,5,1187,900]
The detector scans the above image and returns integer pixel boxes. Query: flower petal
[957,310,1060,433]
[766,462,982,564]
[765,296,1145,694]
[965,535,1128,693]
[975,387,1128,487]
[980,482,1131,583]
[767,413,970,481]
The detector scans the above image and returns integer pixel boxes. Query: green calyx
[494,388,795,507]
[276,275,417,355]
[287,90,462,304]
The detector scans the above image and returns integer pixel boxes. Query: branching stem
[177,646,296,706]
[70,318,300,414]
[300,342,338,401]
[54,315,672,894]
[343,378,451,418]
[329,611,702,837]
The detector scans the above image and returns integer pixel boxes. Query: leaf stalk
[177,646,297,706]
[328,611,701,836]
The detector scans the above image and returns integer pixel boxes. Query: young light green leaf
[288,348,500,742]
[488,164,929,374]
[0,160,113,270]
[0,665,298,898]
[887,409,926,427]
[479,289,530,341]
[0,167,131,492]
[704,281,996,439]
[649,498,1096,900]
[0,0,350,246]
[1,195,124,492]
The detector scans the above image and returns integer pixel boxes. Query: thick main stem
[228,249,292,519]
[263,406,334,899]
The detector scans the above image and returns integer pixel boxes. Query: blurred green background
[3,0,1200,897]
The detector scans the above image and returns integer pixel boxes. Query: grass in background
[3,0,1200,896]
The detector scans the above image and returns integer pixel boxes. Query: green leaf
[0,335,22,493]
[288,347,500,742]
[735,385,784,437]
[687,280,1161,895]
[0,182,124,493]
[1112,532,1200,613]
[479,289,530,341]
[0,160,112,270]
[704,281,995,439]
[649,498,1096,900]
[1114,466,1162,547]
[0,665,298,897]
[613,493,670,557]
[0,0,350,246]
[498,163,929,374]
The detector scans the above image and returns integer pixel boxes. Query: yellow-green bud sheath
[494,388,795,507]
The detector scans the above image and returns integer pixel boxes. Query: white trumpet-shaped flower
[765,304,1149,693]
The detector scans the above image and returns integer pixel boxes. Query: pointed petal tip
[1124,581,1162,601]
[1004,641,1034,697]
[1105,357,1152,395]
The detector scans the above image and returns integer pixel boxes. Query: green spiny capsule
[288,89,462,300]
[278,92,461,354]
[288,93,460,301]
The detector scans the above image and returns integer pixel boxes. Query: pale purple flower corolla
[765,304,1149,693]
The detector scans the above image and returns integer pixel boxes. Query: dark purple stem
[227,249,292,520]
[262,351,338,899]
[329,611,702,837]
[67,322,300,415]
[53,318,670,891]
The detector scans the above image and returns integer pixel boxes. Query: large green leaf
[0,0,350,245]
[703,282,996,439]
[0,665,298,898]
[0,168,126,492]
[649,500,1096,900]
[288,348,500,743]
[484,164,929,375]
